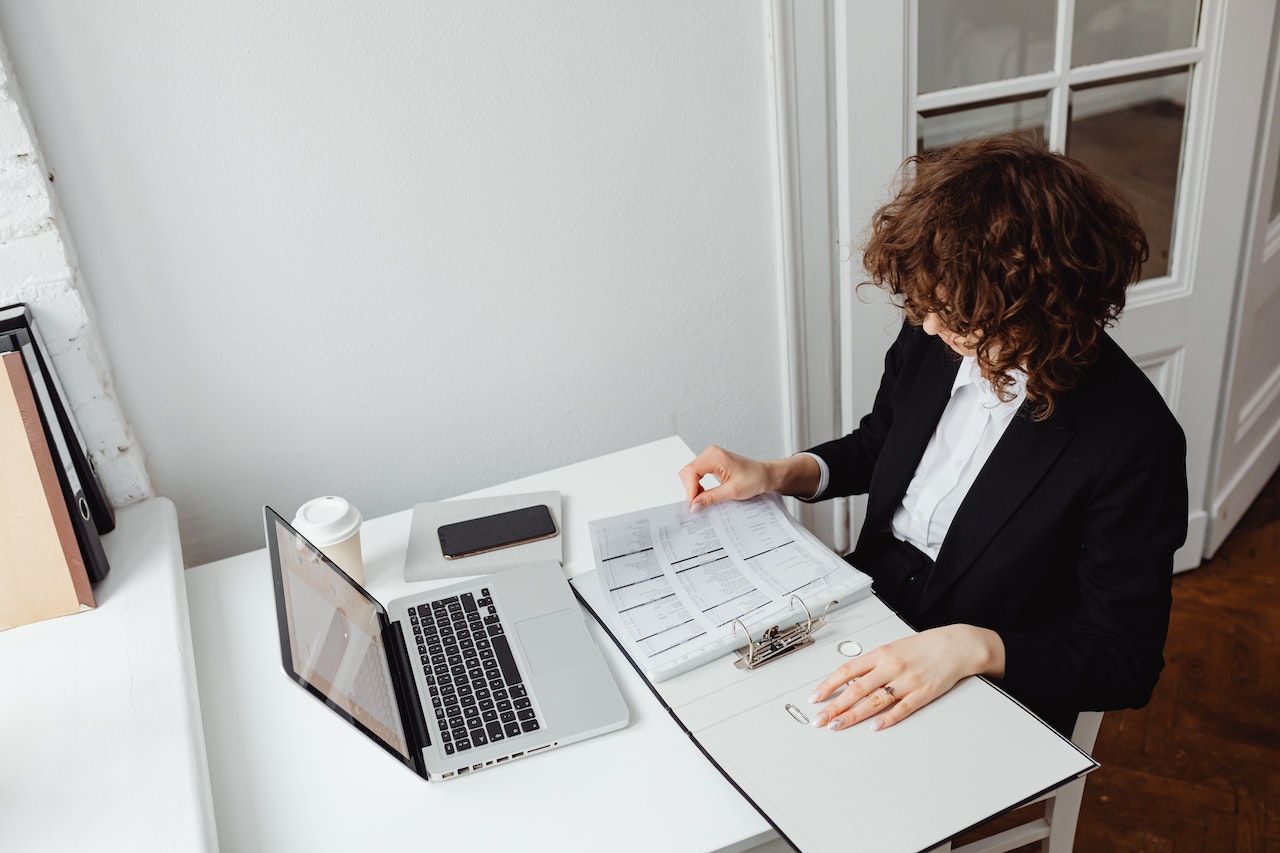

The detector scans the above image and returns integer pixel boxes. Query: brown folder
[0,351,94,631]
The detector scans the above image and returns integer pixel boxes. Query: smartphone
[436,504,559,559]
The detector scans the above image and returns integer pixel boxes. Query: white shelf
[0,498,217,852]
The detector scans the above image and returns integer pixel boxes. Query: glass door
[833,0,1275,566]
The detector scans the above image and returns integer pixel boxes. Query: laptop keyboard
[410,588,542,755]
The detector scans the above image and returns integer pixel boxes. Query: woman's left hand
[809,624,1006,732]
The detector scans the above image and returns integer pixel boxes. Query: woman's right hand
[678,446,819,512]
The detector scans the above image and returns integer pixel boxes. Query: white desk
[186,437,777,853]
[1,498,218,852]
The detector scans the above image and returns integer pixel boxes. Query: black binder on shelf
[0,303,115,537]
[0,312,111,584]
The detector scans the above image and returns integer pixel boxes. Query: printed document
[586,493,871,681]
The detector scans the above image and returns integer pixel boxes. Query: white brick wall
[0,36,151,506]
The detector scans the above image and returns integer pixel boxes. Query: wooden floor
[1072,463,1280,852]
[951,465,1280,852]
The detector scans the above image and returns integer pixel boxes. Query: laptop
[264,506,629,780]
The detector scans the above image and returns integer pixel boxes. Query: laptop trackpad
[516,609,592,676]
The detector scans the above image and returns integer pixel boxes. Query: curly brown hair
[862,132,1149,419]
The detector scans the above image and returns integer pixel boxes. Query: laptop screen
[265,508,412,764]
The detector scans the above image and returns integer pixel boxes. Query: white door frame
[765,0,843,548]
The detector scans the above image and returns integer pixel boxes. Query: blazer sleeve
[997,416,1188,714]
[801,321,915,500]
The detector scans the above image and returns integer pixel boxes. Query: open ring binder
[731,596,837,671]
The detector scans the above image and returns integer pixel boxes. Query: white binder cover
[572,574,1097,853]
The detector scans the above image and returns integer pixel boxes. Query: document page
[587,493,871,681]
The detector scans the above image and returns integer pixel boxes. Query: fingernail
[808,693,823,705]
[827,717,845,731]
[870,719,884,732]
[811,711,829,728]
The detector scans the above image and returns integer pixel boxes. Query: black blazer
[805,322,1188,733]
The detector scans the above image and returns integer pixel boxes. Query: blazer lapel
[918,392,1079,614]
[860,344,959,545]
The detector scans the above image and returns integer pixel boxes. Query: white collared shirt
[890,357,1027,558]
[801,356,1027,560]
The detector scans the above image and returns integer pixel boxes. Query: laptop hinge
[385,619,432,775]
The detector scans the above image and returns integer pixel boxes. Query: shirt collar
[951,356,1027,418]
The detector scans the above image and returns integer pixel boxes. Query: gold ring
[883,685,896,700]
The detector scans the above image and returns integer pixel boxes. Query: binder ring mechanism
[731,596,836,672]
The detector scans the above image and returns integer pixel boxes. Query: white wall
[0,1,789,566]
[0,40,151,507]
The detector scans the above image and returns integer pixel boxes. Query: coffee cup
[292,496,365,585]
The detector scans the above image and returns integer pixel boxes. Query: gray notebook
[403,491,563,581]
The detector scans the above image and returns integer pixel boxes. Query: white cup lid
[292,496,362,546]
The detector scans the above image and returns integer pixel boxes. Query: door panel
[1208,12,1280,553]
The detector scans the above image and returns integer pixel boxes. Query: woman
[680,133,1188,737]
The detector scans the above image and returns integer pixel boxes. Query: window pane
[918,0,1057,94]
[1072,0,1201,67]
[918,94,1050,155]
[1066,70,1191,281]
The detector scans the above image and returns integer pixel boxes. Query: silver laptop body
[265,506,629,781]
